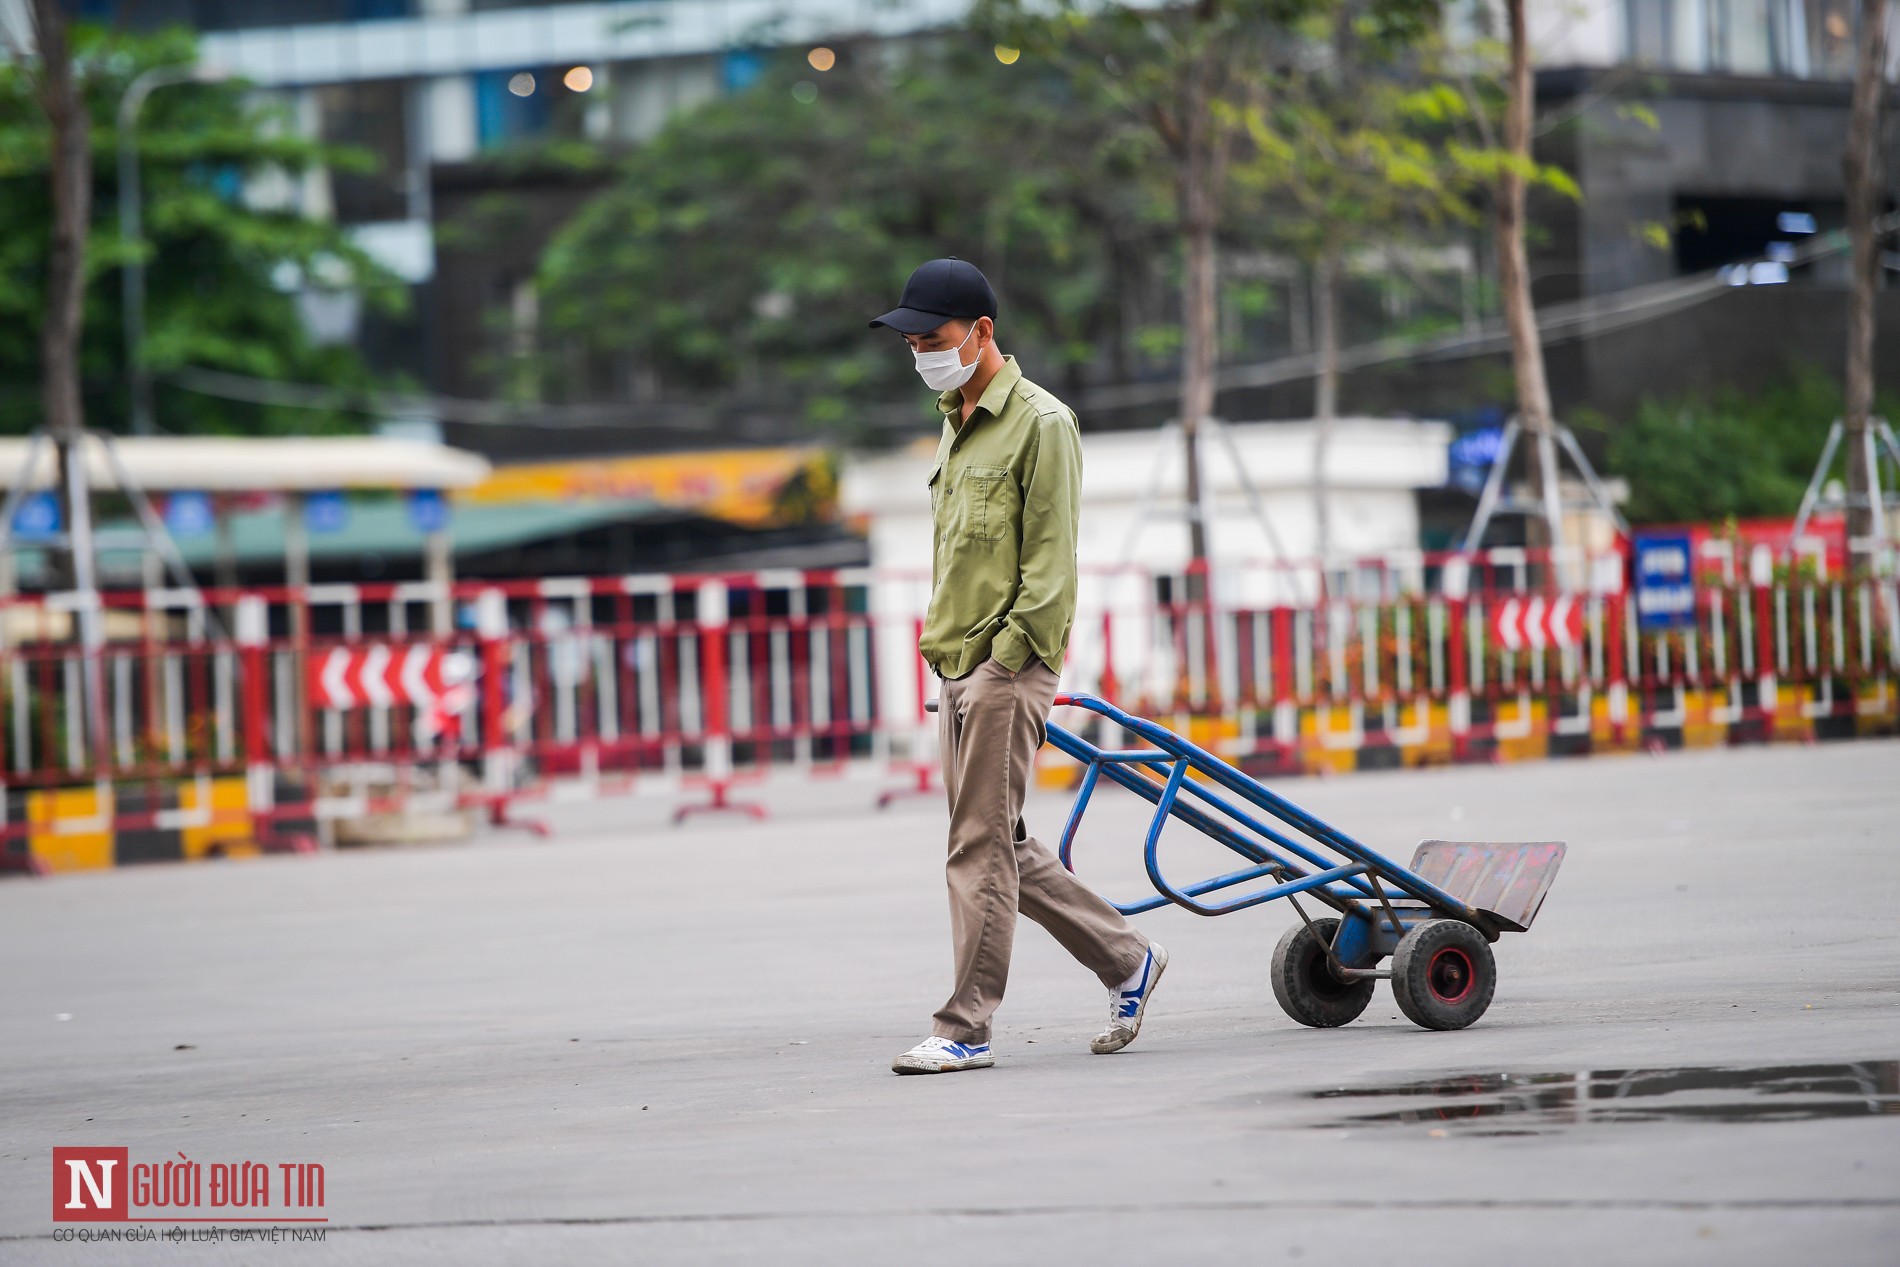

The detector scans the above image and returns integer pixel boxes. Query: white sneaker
[891,1035,994,1074]
[1091,943,1168,1054]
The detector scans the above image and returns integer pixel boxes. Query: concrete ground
[2,739,1896,1265]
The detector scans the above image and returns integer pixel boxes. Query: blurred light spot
[792,80,818,104]
[563,66,594,92]
[1765,240,1795,263]
[995,45,1021,65]
[754,290,794,321]
[1747,261,1788,285]
[808,47,836,72]
[508,72,536,97]
[1826,12,1849,37]
[1777,211,1816,234]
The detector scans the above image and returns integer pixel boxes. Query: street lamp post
[117,62,227,437]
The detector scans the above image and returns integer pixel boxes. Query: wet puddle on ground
[1311,1060,1900,1133]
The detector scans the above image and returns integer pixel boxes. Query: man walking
[871,259,1167,1075]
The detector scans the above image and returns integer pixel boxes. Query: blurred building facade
[78,0,1900,445]
[1505,0,1900,420]
[81,0,953,456]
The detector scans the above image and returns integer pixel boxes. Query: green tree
[536,36,1164,434]
[978,0,1295,562]
[1598,370,1900,524]
[0,24,405,436]
[977,0,1457,565]
[1237,0,1479,560]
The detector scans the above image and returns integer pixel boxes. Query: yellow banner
[457,447,838,528]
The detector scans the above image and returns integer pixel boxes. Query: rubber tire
[1271,917,1376,1028]
[1390,919,1497,1031]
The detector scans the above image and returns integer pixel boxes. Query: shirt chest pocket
[953,464,1012,542]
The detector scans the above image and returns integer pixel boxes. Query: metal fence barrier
[2,549,1893,872]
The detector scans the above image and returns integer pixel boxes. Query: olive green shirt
[920,355,1082,680]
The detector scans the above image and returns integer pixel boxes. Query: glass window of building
[1626,0,1679,65]
[315,79,412,223]
[1708,0,1790,74]
[80,0,416,28]
[611,57,721,144]
[1626,0,1864,78]
[474,66,593,150]
[1802,0,1859,76]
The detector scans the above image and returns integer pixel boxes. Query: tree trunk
[1843,0,1890,571]
[1312,242,1341,567]
[32,0,93,595]
[33,0,89,449]
[1178,96,1218,568]
[1180,225,1216,568]
[1496,0,1560,547]
[30,0,107,764]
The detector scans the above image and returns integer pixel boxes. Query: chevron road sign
[308,645,474,711]
[1489,595,1585,653]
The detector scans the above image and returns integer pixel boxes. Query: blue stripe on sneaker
[1115,948,1156,1017]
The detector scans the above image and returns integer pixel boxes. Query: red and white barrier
[0,548,1894,870]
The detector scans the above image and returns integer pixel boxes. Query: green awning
[69,497,671,570]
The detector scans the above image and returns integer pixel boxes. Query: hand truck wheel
[1271,917,1375,1028]
[1390,919,1497,1031]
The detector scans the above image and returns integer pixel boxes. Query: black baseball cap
[869,258,997,335]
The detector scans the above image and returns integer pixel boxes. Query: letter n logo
[52,1147,128,1221]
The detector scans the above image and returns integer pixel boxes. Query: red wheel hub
[1427,945,1475,1005]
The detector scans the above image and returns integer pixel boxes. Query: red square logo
[51,1147,128,1221]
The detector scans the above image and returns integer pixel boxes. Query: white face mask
[911,322,982,391]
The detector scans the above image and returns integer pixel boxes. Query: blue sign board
[1448,426,1505,495]
[723,49,766,92]
[11,491,61,541]
[407,488,448,534]
[305,490,348,535]
[164,490,215,539]
[1633,533,1696,630]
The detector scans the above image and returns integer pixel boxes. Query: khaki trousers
[932,656,1149,1044]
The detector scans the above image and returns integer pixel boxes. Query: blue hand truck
[1041,692,1567,1031]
